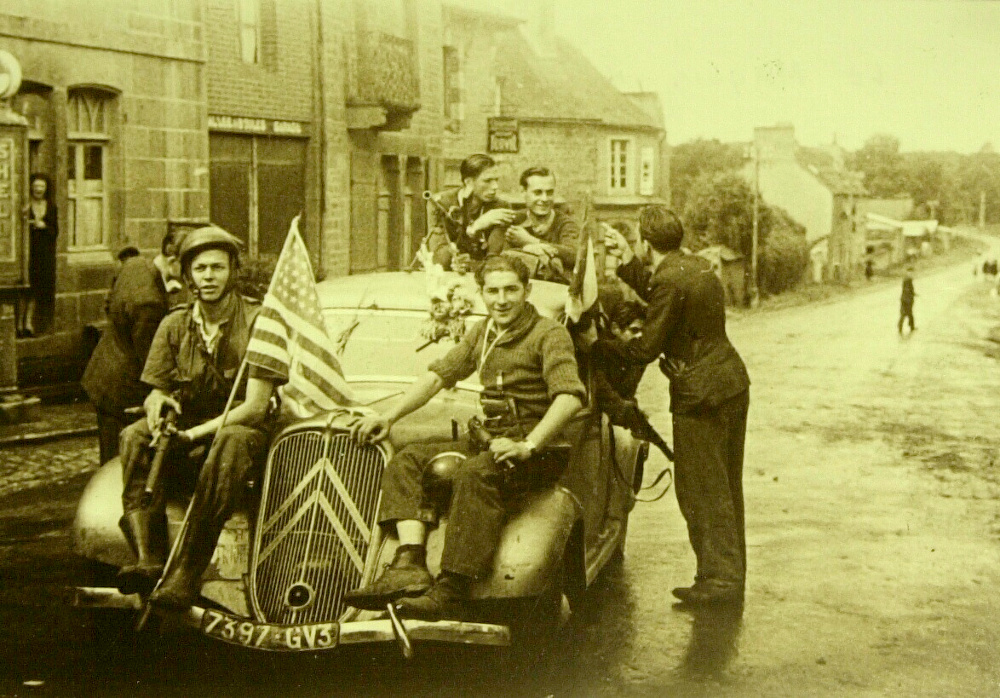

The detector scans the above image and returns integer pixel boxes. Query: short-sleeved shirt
[428,304,585,430]
[141,294,263,426]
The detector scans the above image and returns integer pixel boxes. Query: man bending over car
[345,255,585,620]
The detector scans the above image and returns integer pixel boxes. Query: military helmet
[178,226,243,273]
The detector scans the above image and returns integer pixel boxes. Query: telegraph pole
[750,145,761,308]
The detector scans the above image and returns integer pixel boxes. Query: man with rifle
[116,227,278,608]
[344,255,585,620]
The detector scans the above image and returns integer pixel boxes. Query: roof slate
[494,31,662,130]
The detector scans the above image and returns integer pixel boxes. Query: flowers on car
[422,277,475,345]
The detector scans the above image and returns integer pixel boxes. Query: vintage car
[72,271,647,656]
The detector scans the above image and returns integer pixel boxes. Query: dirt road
[601,252,1000,696]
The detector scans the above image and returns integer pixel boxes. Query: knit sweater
[429,304,585,425]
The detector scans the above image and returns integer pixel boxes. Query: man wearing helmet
[116,226,278,610]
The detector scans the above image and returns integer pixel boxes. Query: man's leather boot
[344,545,432,610]
[117,510,166,595]
[394,571,471,621]
[149,513,220,611]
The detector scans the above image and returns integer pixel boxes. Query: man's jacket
[596,253,749,414]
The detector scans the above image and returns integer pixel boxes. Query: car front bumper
[73,586,511,653]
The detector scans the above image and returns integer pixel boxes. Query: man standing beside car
[504,166,579,280]
[345,255,585,620]
[82,229,184,465]
[115,227,278,609]
[600,205,750,607]
[426,153,517,270]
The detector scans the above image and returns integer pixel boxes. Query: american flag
[246,217,354,417]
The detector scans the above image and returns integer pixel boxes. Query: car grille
[249,428,385,624]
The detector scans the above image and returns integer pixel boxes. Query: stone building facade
[1,0,208,383]
[2,0,664,386]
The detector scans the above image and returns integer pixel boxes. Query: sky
[473,0,1000,153]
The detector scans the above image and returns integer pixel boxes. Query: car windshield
[322,308,483,385]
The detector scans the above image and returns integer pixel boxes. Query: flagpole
[138,216,302,628]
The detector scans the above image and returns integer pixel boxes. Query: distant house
[441,2,668,225]
[696,245,746,306]
[742,124,868,283]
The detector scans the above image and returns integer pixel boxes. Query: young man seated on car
[345,255,585,621]
[503,166,580,283]
[116,227,278,610]
[426,154,517,272]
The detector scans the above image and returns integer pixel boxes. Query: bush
[759,211,809,295]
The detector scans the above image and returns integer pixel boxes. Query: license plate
[201,609,339,652]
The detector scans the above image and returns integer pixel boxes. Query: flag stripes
[245,217,354,417]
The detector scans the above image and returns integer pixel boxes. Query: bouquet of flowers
[421,278,475,347]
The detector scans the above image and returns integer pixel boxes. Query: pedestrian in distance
[898,268,916,335]
[81,231,185,465]
[600,205,751,608]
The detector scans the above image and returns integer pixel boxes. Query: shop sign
[208,115,309,137]
[487,118,519,154]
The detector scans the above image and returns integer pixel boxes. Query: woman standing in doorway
[19,173,58,337]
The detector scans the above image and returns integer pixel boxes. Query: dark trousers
[898,303,915,333]
[672,390,749,590]
[119,418,267,521]
[95,408,130,465]
[379,439,566,579]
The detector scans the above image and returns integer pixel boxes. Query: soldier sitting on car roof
[344,255,586,621]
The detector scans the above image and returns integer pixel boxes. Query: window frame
[66,89,114,251]
[237,0,261,65]
[609,137,632,194]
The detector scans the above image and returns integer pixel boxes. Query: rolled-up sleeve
[539,325,586,400]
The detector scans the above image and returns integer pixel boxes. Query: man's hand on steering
[351,414,391,445]
[490,437,534,464]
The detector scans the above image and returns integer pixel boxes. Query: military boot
[149,512,221,611]
[344,545,432,610]
[117,510,166,595]
[394,571,471,621]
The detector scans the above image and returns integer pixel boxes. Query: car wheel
[78,559,162,660]
[496,560,568,674]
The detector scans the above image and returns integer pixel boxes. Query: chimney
[753,123,797,163]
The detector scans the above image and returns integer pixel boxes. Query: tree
[682,172,808,296]
[669,139,746,214]
[848,134,911,198]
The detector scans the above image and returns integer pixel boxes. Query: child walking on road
[899,268,916,335]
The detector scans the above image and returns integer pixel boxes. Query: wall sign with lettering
[208,115,310,137]
[487,117,519,154]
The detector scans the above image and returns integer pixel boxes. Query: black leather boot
[149,512,221,611]
[394,571,471,621]
[117,510,166,594]
[344,545,433,610]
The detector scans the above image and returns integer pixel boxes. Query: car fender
[72,459,130,566]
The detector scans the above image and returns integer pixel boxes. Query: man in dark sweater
[601,206,750,607]
[345,255,585,620]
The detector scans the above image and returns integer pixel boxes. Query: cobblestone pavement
[0,436,99,499]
